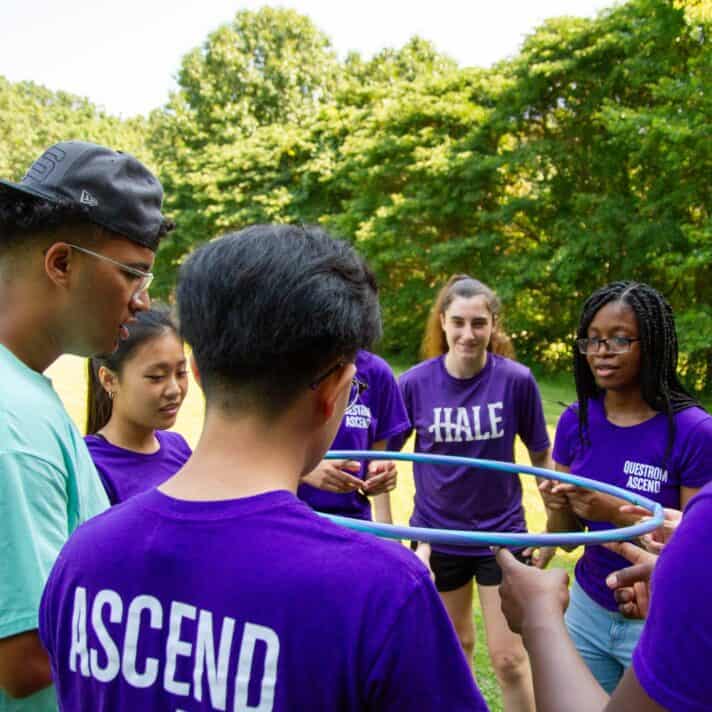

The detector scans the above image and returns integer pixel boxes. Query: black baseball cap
[0,141,168,251]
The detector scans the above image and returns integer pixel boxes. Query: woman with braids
[85,307,192,504]
[543,280,712,693]
[388,274,552,712]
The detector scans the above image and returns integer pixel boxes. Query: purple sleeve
[515,371,550,453]
[386,373,414,452]
[366,573,489,711]
[85,438,119,505]
[676,413,712,488]
[552,405,578,467]
[632,485,712,710]
[372,365,410,443]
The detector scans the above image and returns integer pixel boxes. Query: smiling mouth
[593,365,618,376]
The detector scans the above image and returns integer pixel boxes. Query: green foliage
[5,0,712,392]
[0,77,151,179]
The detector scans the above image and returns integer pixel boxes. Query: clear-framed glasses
[66,243,153,295]
[310,361,368,411]
[346,377,368,412]
[577,336,641,355]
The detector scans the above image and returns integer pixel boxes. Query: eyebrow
[144,360,187,371]
[127,262,153,272]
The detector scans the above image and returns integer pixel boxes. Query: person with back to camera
[38,225,489,711]
[297,348,410,524]
[0,141,171,711]
[388,274,553,712]
[85,307,192,504]
[538,280,712,694]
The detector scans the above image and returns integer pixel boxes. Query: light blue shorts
[565,578,645,694]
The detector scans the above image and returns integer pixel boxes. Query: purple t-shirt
[389,354,550,556]
[633,480,712,710]
[553,397,712,610]
[298,351,410,520]
[39,489,488,711]
[85,430,192,505]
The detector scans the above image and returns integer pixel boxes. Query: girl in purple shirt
[545,281,712,693]
[84,307,192,504]
[389,275,552,712]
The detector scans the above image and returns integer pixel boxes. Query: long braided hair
[574,281,700,458]
[420,274,515,360]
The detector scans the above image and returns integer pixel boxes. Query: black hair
[177,224,381,417]
[574,281,700,458]
[85,307,180,434]
[0,191,173,249]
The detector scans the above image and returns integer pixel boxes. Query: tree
[0,76,150,180]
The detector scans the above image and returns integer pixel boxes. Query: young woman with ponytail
[388,274,552,712]
[85,307,192,504]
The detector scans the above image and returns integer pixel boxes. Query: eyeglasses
[310,361,368,411]
[577,336,641,355]
[346,378,368,411]
[67,244,153,296]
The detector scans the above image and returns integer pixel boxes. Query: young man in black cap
[0,141,172,710]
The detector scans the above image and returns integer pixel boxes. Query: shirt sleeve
[515,371,550,453]
[371,364,411,443]
[552,406,578,467]
[632,488,712,711]
[365,573,489,711]
[675,414,712,489]
[385,374,414,452]
[0,451,69,638]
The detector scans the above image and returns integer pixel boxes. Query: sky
[1,0,615,118]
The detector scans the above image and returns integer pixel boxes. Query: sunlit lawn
[46,354,579,712]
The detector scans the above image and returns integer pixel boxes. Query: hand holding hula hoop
[321,451,664,548]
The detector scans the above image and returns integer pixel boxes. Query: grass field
[46,354,579,712]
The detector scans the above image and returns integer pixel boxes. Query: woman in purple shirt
[84,307,192,504]
[544,281,712,693]
[389,274,552,712]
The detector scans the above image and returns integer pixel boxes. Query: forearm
[522,615,608,712]
[546,508,583,552]
[372,492,393,524]
[0,630,53,698]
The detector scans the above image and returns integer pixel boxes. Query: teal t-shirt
[0,345,109,711]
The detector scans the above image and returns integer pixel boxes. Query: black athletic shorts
[411,542,532,591]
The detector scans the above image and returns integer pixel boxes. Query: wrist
[520,602,568,641]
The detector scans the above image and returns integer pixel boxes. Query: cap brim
[0,179,63,204]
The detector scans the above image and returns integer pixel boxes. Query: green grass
[46,356,578,712]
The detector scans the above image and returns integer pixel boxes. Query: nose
[164,375,182,398]
[130,289,151,312]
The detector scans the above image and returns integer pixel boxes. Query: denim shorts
[565,578,645,694]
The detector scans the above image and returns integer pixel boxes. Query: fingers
[550,483,577,494]
[336,459,361,473]
[494,547,522,574]
[324,467,363,492]
[619,504,651,517]
[367,459,396,475]
[606,562,654,590]
[604,541,657,567]
[362,470,397,495]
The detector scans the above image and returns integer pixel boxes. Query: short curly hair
[0,191,173,249]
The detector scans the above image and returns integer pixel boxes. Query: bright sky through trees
[0,0,613,117]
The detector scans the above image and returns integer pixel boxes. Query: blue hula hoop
[321,450,664,548]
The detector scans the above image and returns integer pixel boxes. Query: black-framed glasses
[66,243,153,296]
[577,336,641,355]
[310,361,368,411]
